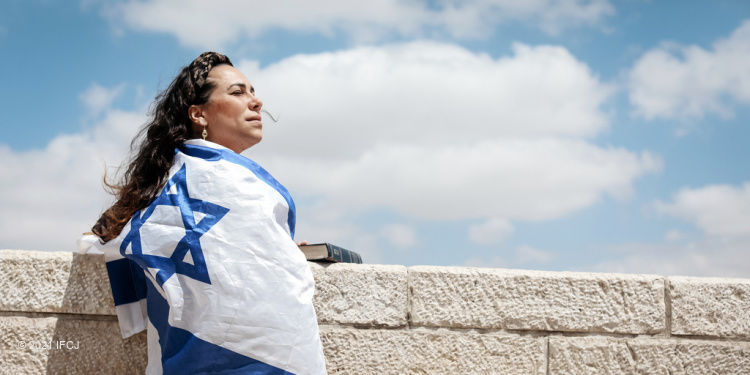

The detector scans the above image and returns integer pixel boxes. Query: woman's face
[189,65,264,153]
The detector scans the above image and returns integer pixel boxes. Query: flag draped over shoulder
[86,139,326,375]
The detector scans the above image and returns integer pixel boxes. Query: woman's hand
[296,240,308,246]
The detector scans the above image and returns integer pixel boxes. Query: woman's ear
[188,105,206,126]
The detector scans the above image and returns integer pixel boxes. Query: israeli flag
[84,139,326,374]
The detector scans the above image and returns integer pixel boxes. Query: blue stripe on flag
[106,258,147,306]
[146,281,294,375]
[179,144,297,238]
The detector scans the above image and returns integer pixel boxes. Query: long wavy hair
[93,52,233,242]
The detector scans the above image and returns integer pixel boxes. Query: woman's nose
[249,95,262,111]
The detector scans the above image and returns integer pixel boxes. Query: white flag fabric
[88,139,326,375]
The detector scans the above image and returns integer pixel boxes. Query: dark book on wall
[298,243,363,264]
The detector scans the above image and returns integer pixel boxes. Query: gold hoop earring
[202,125,208,140]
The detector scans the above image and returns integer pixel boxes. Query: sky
[1,0,749,278]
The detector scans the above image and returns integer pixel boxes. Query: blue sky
[1,0,749,277]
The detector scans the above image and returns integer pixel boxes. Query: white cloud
[243,42,614,157]
[629,20,750,120]
[469,218,514,245]
[591,239,750,278]
[101,0,615,49]
[379,224,418,250]
[514,245,556,264]
[463,255,507,269]
[664,229,687,242]
[0,87,144,251]
[654,183,750,239]
[462,245,555,270]
[591,182,750,277]
[238,41,658,232]
[257,139,661,223]
[79,83,126,118]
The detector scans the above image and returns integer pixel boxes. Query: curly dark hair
[93,52,233,242]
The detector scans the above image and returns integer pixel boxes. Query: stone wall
[1,249,749,374]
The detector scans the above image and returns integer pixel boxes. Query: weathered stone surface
[670,276,750,338]
[410,266,665,334]
[549,336,750,374]
[0,250,410,326]
[0,316,56,375]
[0,315,146,375]
[5,250,750,375]
[320,327,546,374]
[311,263,408,326]
[0,250,115,315]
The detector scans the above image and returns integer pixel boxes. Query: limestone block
[410,266,665,334]
[320,327,546,374]
[670,276,750,338]
[0,316,56,375]
[0,250,115,315]
[311,263,408,327]
[549,336,750,374]
[0,315,146,375]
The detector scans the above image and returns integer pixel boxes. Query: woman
[87,52,327,375]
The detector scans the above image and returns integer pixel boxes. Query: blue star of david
[120,164,229,287]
